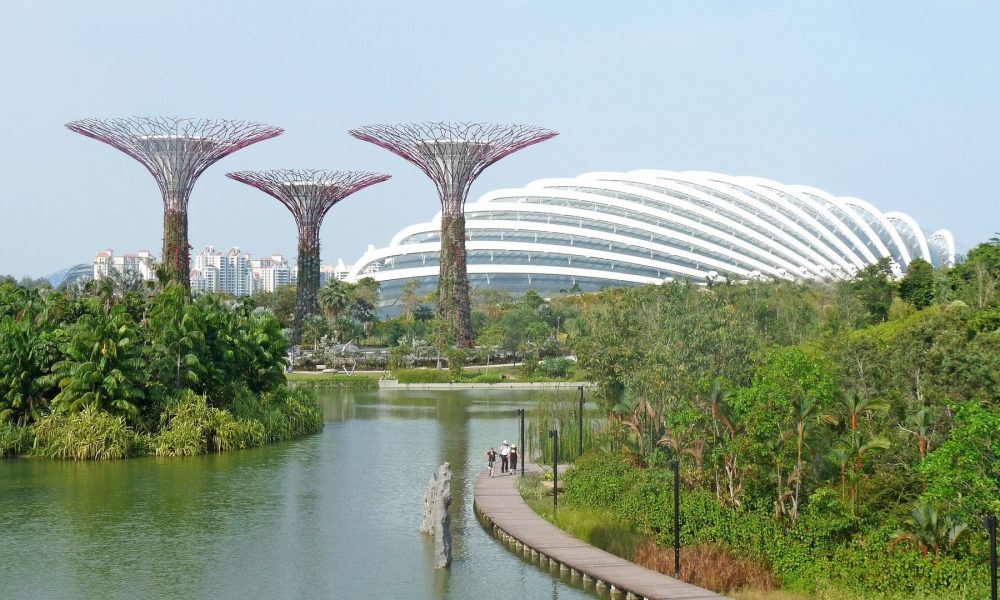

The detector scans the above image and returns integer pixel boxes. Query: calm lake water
[0,388,596,599]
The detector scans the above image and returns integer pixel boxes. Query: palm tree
[844,431,890,514]
[841,390,888,432]
[51,304,147,421]
[318,279,353,323]
[891,501,969,556]
[788,396,834,521]
[906,405,932,459]
[829,444,852,503]
[0,317,60,425]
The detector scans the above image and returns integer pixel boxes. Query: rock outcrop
[421,462,452,568]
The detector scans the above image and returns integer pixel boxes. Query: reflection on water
[0,388,596,600]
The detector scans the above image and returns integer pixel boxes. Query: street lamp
[984,514,998,600]
[671,459,680,578]
[578,385,585,458]
[549,429,559,516]
[516,408,525,477]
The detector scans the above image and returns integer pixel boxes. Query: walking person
[486,447,497,477]
[500,440,510,473]
[509,444,518,474]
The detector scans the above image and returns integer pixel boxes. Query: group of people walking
[486,440,518,477]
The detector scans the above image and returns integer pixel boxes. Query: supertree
[226,169,390,342]
[349,122,557,347]
[66,117,283,289]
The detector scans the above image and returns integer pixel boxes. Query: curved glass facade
[347,170,955,304]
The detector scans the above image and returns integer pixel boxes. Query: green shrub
[445,347,467,379]
[287,373,379,389]
[393,368,456,383]
[281,388,324,437]
[560,451,990,598]
[540,356,571,378]
[473,372,502,384]
[214,413,266,451]
[34,407,136,460]
[0,422,33,457]
[154,391,223,456]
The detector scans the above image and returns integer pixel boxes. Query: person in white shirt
[499,440,510,473]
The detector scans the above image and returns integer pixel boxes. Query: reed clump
[634,540,777,595]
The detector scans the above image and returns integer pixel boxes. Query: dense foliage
[561,237,1000,597]
[0,280,322,459]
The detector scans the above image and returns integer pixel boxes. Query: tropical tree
[318,278,352,322]
[0,316,62,425]
[840,390,888,435]
[51,304,147,421]
[891,501,969,556]
[147,286,206,393]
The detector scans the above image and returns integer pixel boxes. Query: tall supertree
[226,169,390,342]
[66,117,283,289]
[349,122,557,347]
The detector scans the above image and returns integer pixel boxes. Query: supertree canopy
[349,122,557,347]
[66,117,283,288]
[226,169,390,342]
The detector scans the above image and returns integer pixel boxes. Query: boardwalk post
[549,429,559,516]
[578,385,584,458]
[671,459,680,578]
[984,514,998,600]
[517,408,525,477]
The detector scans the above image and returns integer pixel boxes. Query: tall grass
[526,390,603,464]
[0,422,34,457]
[517,473,645,559]
[635,541,777,594]
[33,407,135,460]
[154,390,308,456]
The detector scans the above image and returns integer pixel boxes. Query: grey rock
[420,462,453,569]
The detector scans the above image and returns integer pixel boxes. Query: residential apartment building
[93,249,157,282]
[250,254,293,294]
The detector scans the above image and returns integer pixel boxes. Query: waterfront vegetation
[521,238,1000,598]
[0,278,322,460]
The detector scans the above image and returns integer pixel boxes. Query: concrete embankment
[379,380,595,390]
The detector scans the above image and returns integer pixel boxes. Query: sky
[0,1,998,278]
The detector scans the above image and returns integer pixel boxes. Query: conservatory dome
[346,170,955,306]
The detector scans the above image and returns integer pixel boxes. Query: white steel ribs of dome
[840,197,913,266]
[884,211,933,264]
[465,193,814,276]
[521,176,833,277]
[466,194,814,277]
[631,170,865,272]
[787,185,894,263]
[352,237,747,283]
[729,175,877,267]
[461,210,790,277]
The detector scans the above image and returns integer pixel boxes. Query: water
[0,389,596,599]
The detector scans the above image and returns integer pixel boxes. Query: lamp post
[549,429,559,516]
[985,514,998,600]
[671,459,680,578]
[578,385,585,458]
[516,408,525,477]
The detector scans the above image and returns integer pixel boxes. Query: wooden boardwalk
[473,464,725,600]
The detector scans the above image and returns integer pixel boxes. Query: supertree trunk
[162,205,190,286]
[439,211,472,348]
[294,226,322,343]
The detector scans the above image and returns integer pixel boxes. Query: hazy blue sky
[1,1,997,278]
